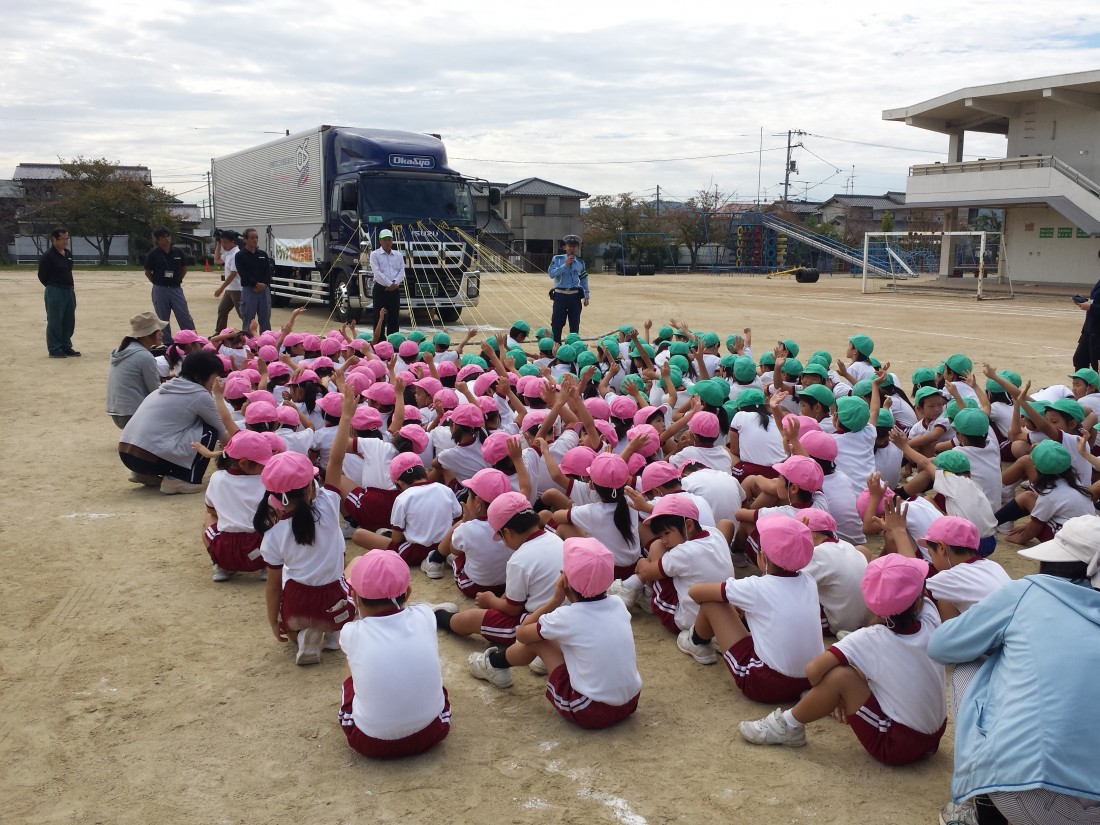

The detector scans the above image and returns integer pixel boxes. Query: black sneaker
[62,349,81,357]
[49,352,68,359]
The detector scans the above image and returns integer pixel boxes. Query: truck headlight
[466,271,480,298]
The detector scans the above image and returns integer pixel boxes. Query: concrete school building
[884,69,1100,287]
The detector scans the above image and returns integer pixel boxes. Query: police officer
[547,233,589,343]
[144,227,195,348]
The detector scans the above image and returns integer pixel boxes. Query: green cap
[669,341,691,357]
[1069,368,1100,389]
[726,334,743,350]
[617,324,634,335]
[811,350,832,367]
[799,384,836,409]
[630,343,656,360]
[601,336,619,353]
[669,355,691,373]
[1031,439,1073,475]
[934,449,971,474]
[914,386,944,404]
[759,352,775,367]
[945,398,979,421]
[687,379,729,407]
[556,344,577,362]
[719,354,738,370]
[912,367,937,385]
[512,319,531,334]
[432,331,451,346]
[386,332,406,347]
[835,395,870,430]
[702,332,721,348]
[668,366,684,388]
[407,330,426,343]
[576,350,597,369]
[536,326,551,339]
[996,369,1022,389]
[945,353,973,375]
[722,400,739,420]
[876,409,895,429]
[953,407,991,437]
[538,337,555,353]
[461,355,488,369]
[1021,399,1048,421]
[733,356,757,383]
[356,331,373,341]
[734,388,767,409]
[801,362,829,380]
[519,363,540,376]
[484,335,498,350]
[507,348,528,368]
[564,332,583,346]
[1049,397,1086,423]
[620,374,646,392]
[780,358,803,378]
[849,334,874,357]
[419,340,434,354]
[869,356,882,369]
[851,379,873,398]
[780,339,800,357]
[657,325,674,340]
[935,363,945,376]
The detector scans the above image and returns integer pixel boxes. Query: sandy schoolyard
[0,267,1080,824]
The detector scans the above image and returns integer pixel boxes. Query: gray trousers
[240,285,272,333]
[151,285,195,347]
[214,289,243,334]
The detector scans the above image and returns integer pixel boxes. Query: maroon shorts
[614,562,637,581]
[343,487,401,531]
[204,525,265,572]
[479,608,528,645]
[650,576,680,633]
[339,676,450,759]
[721,635,811,704]
[847,692,946,766]
[732,461,779,481]
[453,555,505,599]
[387,539,436,566]
[1030,516,1056,543]
[545,664,639,730]
[278,577,353,633]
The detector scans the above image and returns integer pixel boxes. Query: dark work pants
[1073,327,1100,371]
[551,291,583,343]
[373,284,402,335]
[119,423,218,483]
[44,285,76,354]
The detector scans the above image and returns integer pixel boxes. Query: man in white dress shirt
[369,229,406,336]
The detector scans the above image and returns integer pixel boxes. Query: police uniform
[547,234,589,343]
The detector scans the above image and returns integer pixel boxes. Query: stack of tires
[794,267,820,283]
[616,262,639,276]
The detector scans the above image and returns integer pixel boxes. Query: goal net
[860,231,1012,300]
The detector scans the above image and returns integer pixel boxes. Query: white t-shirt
[682,469,744,523]
[296,400,325,431]
[568,501,641,568]
[902,496,943,562]
[1030,478,1095,532]
[832,599,946,735]
[730,411,786,465]
[311,425,340,471]
[650,491,716,532]
[566,478,600,506]
[670,444,733,474]
[509,447,543,503]
[390,482,461,545]
[955,432,1003,511]
[219,345,250,371]
[657,530,735,631]
[821,470,866,545]
[537,597,643,705]
[801,539,868,633]
[846,361,875,383]
[342,452,363,487]
[988,401,1013,442]
[727,380,763,407]
[222,246,241,292]
[504,530,565,613]
[721,571,825,678]
[874,441,904,489]
[205,470,266,532]
[450,518,510,585]
[437,442,490,484]
[909,416,953,446]
[932,470,997,537]
[535,430,579,496]
[885,396,917,431]
[276,426,315,457]
[833,425,877,487]
[1061,431,1093,489]
[356,438,399,490]
[340,604,446,740]
[260,487,346,586]
[431,426,456,454]
[926,557,1011,613]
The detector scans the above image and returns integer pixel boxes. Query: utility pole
[779,129,806,204]
[206,170,213,223]
[656,184,660,216]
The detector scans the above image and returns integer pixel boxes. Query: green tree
[880,211,895,233]
[662,189,729,269]
[582,193,663,268]
[52,157,178,264]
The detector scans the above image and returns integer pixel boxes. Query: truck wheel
[332,275,359,322]
[438,307,462,323]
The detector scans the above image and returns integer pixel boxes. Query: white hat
[130,311,166,338]
[1018,514,1100,587]
[378,229,394,240]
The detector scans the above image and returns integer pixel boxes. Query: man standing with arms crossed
[144,227,195,348]
[547,233,589,343]
[369,228,405,337]
[236,227,273,333]
[38,227,79,358]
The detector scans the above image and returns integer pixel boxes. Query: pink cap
[800,509,837,534]
[559,445,597,477]
[800,430,838,461]
[520,409,549,432]
[276,406,301,427]
[219,327,240,337]
[241,368,261,385]
[773,455,824,492]
[639,460,681,493]
[461,468,513,502]
[414,377,443,397]
[317,393,345,418]
[266,362,291,379]
[856,487,895,519]
[457,364,484,382]
[223,375,251,400]
[173,329,202,345]
[289,369,319,386]
[609,395,639,421]
[218,355,233,373]
[643,493,700,524]
[347,549,410,600]
[398,424,429,454]
[482,431,515,465]
[364,359,388,379]
[626,452,645,476]
[400,405,421,424]
[302,334,322,351]
[437,360,458,377]
[261,431,286,453]
[487,491,535,536]
[593,419,619,448]
[396,369,417,385]
[450,403,485,428]
[320,338,343,356]
[372,341,394,360]
[346,339,368,354]
[562,537,615,598]
[519,376,546,398]
[261,451,318,494]
[345,371,373,395]
[389,452,424,482]
[584,397,611,421]
[783,414,822,434]
[474,371,499,397]
[365,382,396,405]
[688,411,720,438]
[633,405,668,426]
[224,430,275,466]
[921,515,980,551]
[758,515,815,571]
[626,424,661,457]
[861,554,928,617]
[257,345,279,362]
[244,389,276,406]
[244,401,278,425]
[282,332,306,348]
[310,356,335,371]
[588,453,630,488]
[434,388,459,410]
[409,362,430,378]
[477,395,499,414]
[398,340,419,358]
[351,406,383,431]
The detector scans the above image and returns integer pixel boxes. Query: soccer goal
[860,231,1012,300]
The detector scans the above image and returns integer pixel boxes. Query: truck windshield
[359,176,475,224]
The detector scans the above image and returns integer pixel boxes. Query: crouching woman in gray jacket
[106,311,165,429]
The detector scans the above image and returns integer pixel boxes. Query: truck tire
[332,274,359,322]
[438,307,462,323]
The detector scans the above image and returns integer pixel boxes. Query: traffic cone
[204,258,211,272]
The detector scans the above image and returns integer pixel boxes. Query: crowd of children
[130,313,1100,824]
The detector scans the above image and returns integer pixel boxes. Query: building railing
[910,155,1100,200]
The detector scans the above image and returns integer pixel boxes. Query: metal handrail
[910,155,1100,200]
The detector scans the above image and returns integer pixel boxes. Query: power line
[0,115,285,134]
[804,132,989,159]
[452,146,788,166]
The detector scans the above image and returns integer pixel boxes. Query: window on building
[523,203,546,217]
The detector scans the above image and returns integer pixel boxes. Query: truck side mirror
[489,187,501,206]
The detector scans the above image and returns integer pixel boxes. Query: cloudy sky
[4,0,1100,208]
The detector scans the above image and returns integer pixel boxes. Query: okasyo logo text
[296,141,310,186]
[389,154,435,169]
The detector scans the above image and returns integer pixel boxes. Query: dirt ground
[0,267,1082,825]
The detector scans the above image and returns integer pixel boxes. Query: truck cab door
[330,181,359,242]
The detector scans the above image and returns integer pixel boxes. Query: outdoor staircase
[740,211,894,277]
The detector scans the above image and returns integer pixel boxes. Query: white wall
[1005,205,1100,285]
[1006,99,1100,181]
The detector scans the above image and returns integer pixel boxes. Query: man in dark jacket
[1072,250,1100,371]
[236,227,273,333]
[37,227,79,358]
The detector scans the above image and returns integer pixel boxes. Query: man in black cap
[547,234,589,343]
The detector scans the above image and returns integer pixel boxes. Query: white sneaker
[341,520,355,539]
[128,471,162,486]
[834,630,851,641]
[211,563,233,582]
[295,629,323,666]
[160,477,204,495]
[996,521,1014,534]
[636,585,653,614]
[468,649,512,688]
[607,579,641,610]
[739,708,807,747]
[939,800,978,825]
[677,629,718,665]
[260,567,267,581]
[529,656,548,676]
[322,630,341,651]
[430,602,459,614]
[420,556,446,579]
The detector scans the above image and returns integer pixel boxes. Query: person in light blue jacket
[928,514,1100,825]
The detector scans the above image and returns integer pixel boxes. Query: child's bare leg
[1002,455,1034,486]
[1009,440,1031,460]
[554,522,585,539]
[506,638,565,673]
[902,469,933,498]
[202,512,216,547]
[854,543,873,562]
[447,608,488,636]
[638,520,655,547]
[716,518,736,544]
[741,474,764,499]
[539,489,570,511]
[694,601,750,651]
[351,528,392,550]
[790,665,871,725]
